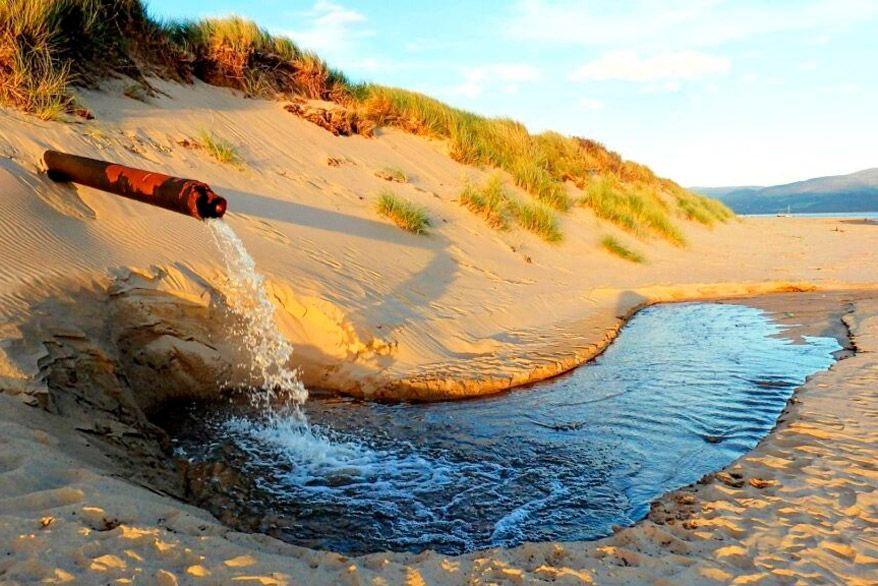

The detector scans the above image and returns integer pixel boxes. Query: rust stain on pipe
[43,150,227,220]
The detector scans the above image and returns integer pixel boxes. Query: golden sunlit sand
[1,80,877,584]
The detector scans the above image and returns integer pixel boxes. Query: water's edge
[376,282,865,402]
[151,291,863,554]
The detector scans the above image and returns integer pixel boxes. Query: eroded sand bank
[1,81,877,584]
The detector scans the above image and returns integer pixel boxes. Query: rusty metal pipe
[44,150,227,220]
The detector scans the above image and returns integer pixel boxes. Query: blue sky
[145,0,877,187]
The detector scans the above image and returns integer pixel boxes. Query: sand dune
[1,81,877,584]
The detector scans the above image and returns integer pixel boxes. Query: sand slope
[1,80,877,584]
[3,80,878,398]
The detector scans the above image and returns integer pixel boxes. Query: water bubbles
[207,219,308,409]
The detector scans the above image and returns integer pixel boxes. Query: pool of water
[161,302,841,555]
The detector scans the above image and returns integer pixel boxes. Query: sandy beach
[2,80,877,584]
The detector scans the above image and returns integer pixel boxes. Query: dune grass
[582,176,686,246]
[0,45,70,120]
[0,0,182,118]
[0,0,733,245]
[351,84,738,243]
[508,199,563,243]
[199,131,243,167]
[600,235,645,263]
[0,2,345,118]
[0,1,80,119]
[458,175,562,242]
[376,191,431,234]
[164,16,350,100]
[674,190,735,225]
[458,175,510,230]
[355,86,572,212]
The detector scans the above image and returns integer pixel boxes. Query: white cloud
[311,0,363,27]
[504,0,878,49]
[570,51,730,82]
[285,1,373,62]
[449,64,541,98]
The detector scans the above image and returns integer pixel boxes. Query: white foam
[490,479,569,546]
[207,219,308,409]
[224,415,369,474]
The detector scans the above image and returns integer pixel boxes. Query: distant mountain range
[691,168,878,214]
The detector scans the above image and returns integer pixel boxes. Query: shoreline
[567,289,878,584]
[3,288,876,584]
[382,281,875,402]
[148,289,868,556]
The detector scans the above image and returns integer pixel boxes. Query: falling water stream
[205,219,343,477]
[207,220,307,409]
[185,220,843,555]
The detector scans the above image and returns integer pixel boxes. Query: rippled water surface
[163,303,841,554]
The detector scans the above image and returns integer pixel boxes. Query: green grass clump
[353,85,737,240]
[457,175,562,242]
[508,199,562,243]
[0,44,70,119]
[458,175,509,229]
[375,165,408,183]
[675,190,735,225]
[0,3,344,117]
[355,84,455,136]
[583,176,686,246]
[199,131,243,167]
[356,86,572,212]
[509,159,570,211]
[600,235,645,263]
[376,191,431,234]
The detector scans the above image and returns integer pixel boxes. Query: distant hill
[689,186,764,198]
[690,168,878,214]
